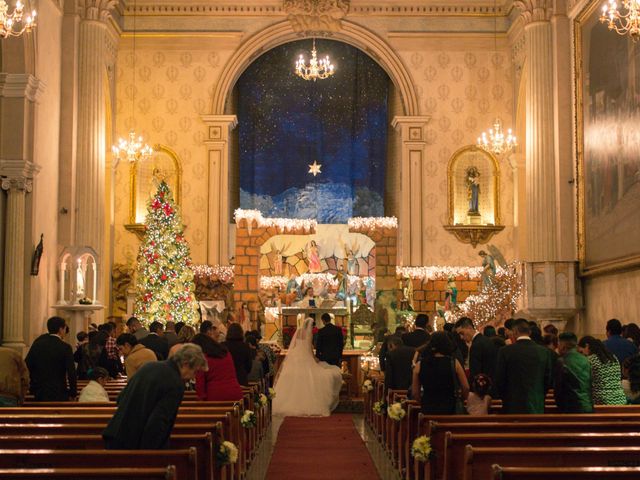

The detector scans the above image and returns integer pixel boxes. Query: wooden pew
[444,432,640,480]
[0,449,196,480]
[491,465,640,480]
[421,421,640,480]
[0,466,177,479]
[464,446,640,480]
[0,434,213,480]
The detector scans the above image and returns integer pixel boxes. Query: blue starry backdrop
[237,39,389,223]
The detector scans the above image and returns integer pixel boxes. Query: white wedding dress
[272,318,343,417]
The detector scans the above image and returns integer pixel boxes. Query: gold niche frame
[443,145,504,248]
[125,144,183,241]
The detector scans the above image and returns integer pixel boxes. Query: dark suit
[402,329,431,348]
[315,323,344,367]
[103,359,185,449]
[385,345,416,392]
[140,333,169,361]
[223,339,253,386]
[469,333,498,381]
[494,338,553,414]
[25,334,77,401]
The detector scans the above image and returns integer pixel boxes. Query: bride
[273,318,343,416]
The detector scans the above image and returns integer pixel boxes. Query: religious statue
[400,275,414,310]
[341,238,360,276]
[479,250,496,290]
[446,276,458,306]
[335,268,348,301]
[269,241,290,276]
[285,274,301,305]
[30,234,44,276]
[305,240,322,273]
[466,166,481,214]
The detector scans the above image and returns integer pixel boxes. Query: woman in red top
[191,333,243,401]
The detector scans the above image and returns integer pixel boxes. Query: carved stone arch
[210,20,419,116]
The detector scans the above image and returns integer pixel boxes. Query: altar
[280,306,349,327]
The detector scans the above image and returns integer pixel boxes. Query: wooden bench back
[0,467,176,479]
[491,465,640,480]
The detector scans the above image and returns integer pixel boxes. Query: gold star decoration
[308,160,322,177]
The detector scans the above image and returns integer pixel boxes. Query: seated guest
[622,355,640,403]
[26,316,77,401]
[169,324,196,357]
[126,316,149,341]
[578,336,627,405]
[223,323,253,386]
[0,346,29,406]
[140,321,169,360]
[191,333,243,401]
[385,336,415,393]
[467,373,492,415]
[79,367,110,403]
[604,318,638,365]
[554,332,593,413]
[402,314,431,348]
[412,332,469,414]
[98,323,122,377]
[116,333,157,378]
[200,320,221,342]
[246,332,266,382]
[103,344,207,449]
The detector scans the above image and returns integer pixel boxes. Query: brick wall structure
[407,274,481,315]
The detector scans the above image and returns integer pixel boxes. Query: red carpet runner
[265,414,380,480]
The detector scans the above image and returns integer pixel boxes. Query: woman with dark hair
[411,331,469,414]
[623,323,640,348]
[578,336,627,405]
[223,323,253,386]
[191,333,242,401]
[622,355,640,403]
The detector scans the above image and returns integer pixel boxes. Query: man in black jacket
[402,314,431,348]
[384,336,415,393]
[103,343,207,449]
[454,316,498,381]
[315,313,344,367]
[140,321,169,360]
[25,316,77,401]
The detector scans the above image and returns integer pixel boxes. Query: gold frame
[574,0,640,277]
[444,145,503,247]
[125,144,183,240]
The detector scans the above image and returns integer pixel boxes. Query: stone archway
[202,20,428,266]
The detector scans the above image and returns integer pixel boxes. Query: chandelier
[0,0,36,38]
[477,118,517,155]
[600,0,640,40]
[112,0,152,164]
[295,39,335,81]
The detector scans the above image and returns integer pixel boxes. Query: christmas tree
[134,180,199,325]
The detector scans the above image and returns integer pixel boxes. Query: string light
[348,217,398,230]
[192,264,235,284]
[234,209,317,234]
[397,265,487,281]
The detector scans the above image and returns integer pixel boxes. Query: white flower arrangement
[373,400,386,415]
[411,435,433,462]
[257,393,268,408]
[217,440,239,465]
[387,402,406,422]
[268,387,276,399]
[362,379,374,393]
[240,410,257,429]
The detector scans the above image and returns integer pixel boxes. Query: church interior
[2,0,640,478]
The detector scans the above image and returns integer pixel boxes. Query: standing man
[0,346,29,406]
[126,316,149,341]
[384,336,415,393]
[164,321,179,349]
[141,321,170,361]
[25,316,77,401]
[454,316,498,381]
[402,314,431,348]
[493,318,553,414]
[604,318,638,365]
[554,332,593,413]
[315,313,344,367]
[103,344,207,449]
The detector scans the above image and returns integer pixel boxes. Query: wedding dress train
[272,318,343,417]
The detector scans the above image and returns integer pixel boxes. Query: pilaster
[202,115,238,265]
[391,115,431,266]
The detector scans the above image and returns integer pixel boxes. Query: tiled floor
[246,414,399,480]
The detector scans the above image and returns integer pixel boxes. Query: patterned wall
[113,32,516,269]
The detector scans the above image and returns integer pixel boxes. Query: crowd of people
[379,315,640,415]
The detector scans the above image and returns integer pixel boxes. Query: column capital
[391,115,431,143]
[201,115,238,143]
[514,0,553,25]
[0,73,45,102]
[0,159,40,192]
[77,0,118,22]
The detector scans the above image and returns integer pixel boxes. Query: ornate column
[74,1,116,271]
[514,1,581,324]
[392,116,431,266]
[202,115,238,265]
[0,73,42,352]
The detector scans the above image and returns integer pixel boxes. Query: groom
[315,313,344,367]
